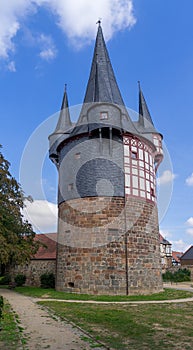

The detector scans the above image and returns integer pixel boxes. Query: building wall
[9,259,56,286]
[56,196,162,295]
[181,260,193,266]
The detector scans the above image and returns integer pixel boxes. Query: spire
[83,22,125,106]
[138,81,154,127]
[54,84,72,133]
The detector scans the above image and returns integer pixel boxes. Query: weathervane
[96,18,102,25]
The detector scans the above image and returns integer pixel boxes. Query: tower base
[56,196,163,295]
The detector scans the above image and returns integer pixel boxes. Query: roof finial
[96,18,102,26]
[64,83,67,92]
[138,80,141,90]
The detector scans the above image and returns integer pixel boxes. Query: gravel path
[0,289,106,350]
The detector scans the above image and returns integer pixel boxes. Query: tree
[0,145,39,271]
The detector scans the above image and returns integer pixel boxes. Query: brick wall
[181,260,193,266]
[56,196,162,295]
[9,259,56,287]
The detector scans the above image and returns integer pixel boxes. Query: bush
[14,274,26,287]
[162,268,191,283]
[0,275,11,285]
[40,273,55,288]
[0,296,3,327]
[0,296,3,331]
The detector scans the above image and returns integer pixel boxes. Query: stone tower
[49,23,163,295]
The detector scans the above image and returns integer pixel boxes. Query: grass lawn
[0,302,24,350]
[1,286,193,349]
[39,300,193,350]
[13,286,193,301]
[14,287,193,302]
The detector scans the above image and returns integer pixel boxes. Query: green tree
[0,146,39,271]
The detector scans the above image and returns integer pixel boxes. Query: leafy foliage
[0,274,11,285]
[0,295,3,324]
[40,273,55,288]
[0,146,40,269]
[14,274,26,286]
[162,268,191,282]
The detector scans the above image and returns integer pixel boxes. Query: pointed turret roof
[83,23,125,106]
[138,81,154,127]
[54,85,72,133]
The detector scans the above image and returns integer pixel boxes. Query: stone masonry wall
[9,259,56,287]
[56,196,163,295]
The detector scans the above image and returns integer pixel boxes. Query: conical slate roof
[83,22,125,106]
[54,85,72,133]
[138,81,154,126]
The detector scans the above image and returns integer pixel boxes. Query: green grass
[14,285,193,301]
[39,300,193,350]
[0,302,22,350]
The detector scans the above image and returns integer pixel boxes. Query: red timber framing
[123,135,157,203]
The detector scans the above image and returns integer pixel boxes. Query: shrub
[40,273,55,288]
[0,275,11,285]
[0,296,3,327]
[162,268,191,282]
[14,274,26,287]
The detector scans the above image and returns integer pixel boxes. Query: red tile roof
[172,251,183,263]
[32,233,57,260]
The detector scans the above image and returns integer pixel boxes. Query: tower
[49,24,163,295]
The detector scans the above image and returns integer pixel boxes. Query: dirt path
[0,289,106,350]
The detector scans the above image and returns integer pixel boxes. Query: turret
[49,85,72,166]
[54,84,72,133]
[136,81,163,172]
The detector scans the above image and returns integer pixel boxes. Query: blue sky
[1,0,193,252]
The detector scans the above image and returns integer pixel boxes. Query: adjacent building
[159,233,172,269]
[172,251,183,266]
[180,246,193,266]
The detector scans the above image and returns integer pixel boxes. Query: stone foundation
[56,196,163,295]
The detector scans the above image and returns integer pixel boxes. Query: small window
[151,187,155,197]
[74,152,81,159]
[131,151,137,159]
[100,111,108,120]
[68,282,74,288]
[68,183,74,191]
[108,228,119,234]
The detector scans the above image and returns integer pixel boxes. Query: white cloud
[186,173,193,186]
[0,0,35,58]
[0,0,136,60]
[44,0,136,46]
[186,217,193,226]
[160,228,190,253]
[187,228,193,236]
[185,217,193,236]
[38,34,57,61]
[7,60,16,72]
[22,199,57,233]
[157,170,176,186]
[160,229,172,239]
[170,239,190,253]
